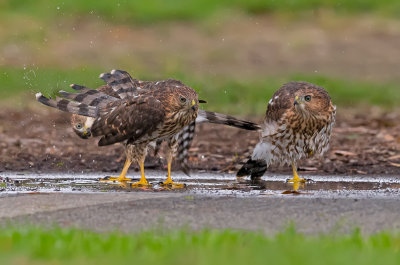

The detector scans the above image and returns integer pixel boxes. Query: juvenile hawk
[36,76,199,187]
[69,70,260,183]
[237,81,336,182]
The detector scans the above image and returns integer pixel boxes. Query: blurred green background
[0,0,399,115]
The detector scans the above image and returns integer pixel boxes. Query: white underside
[251,120,333,167]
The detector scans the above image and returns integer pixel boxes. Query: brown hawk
[70,70,260,183]
[237,81,336,183]
[36,75,199,187]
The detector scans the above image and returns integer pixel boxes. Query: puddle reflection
[1,172,399,198]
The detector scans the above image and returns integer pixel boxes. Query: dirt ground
[0,106,399,176]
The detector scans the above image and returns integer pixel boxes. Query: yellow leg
[100,159,132,182]
[131,161,151,187]
[287,162,306,183]
[161,161,185,188]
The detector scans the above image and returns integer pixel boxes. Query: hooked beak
[294,95,299,106]
[191,99,197,111]
[83,126,91,138]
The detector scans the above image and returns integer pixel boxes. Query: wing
[265,82,299,123]
[35,93,98,117]
[99,69,142,99]
[91,96,166,146]
[60,84,118,109]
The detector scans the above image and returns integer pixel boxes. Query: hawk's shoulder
[265,84,296,123]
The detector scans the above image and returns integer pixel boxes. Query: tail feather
[176,122,196,176]
[237,158,267,180]
[197,110,260,131]
[99,69,140,99]
[35,93,98,117]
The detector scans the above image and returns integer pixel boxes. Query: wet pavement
[1,171,400,234]
[1,171,400,199]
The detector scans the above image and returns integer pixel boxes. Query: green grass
[1,67,399,115]
[1,0,400,24]
[1,227,400,265]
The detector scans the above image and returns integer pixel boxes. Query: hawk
[70,70,260,183]
[36,76,199,187]
[237,81,336,183]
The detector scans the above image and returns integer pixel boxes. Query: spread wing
[35,93,98,117]
[91,96,166,146]
[99,69,142,99]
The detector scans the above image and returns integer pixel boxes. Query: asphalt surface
[2,192,400,235]
[1,171,400,234]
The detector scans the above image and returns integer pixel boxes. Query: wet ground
[1,171,400,199]
[1,171,400,235]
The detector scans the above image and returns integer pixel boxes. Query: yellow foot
[100,176,132,182]
[290,181,305,192]
[287,177,307,183]
[161,178,185,188]
[130,178,151,188]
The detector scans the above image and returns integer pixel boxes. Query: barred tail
[197,110,260,131]
[35,93,98,117]
[177,122,196,176]
[99,69,140,99]
[236,158,267,180]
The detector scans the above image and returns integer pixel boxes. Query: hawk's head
[71,114,94,139]
[292,83,332,117]
[169,85,199,121]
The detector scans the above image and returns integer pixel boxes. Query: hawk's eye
[179,96,187,103]
[304,95,312,102]
[75,124,83,129]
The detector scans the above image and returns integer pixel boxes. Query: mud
[0,107,399,176]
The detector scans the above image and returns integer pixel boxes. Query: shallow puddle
[1,171,400,198]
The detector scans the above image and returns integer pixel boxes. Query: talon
[100,176,132,182]
[130,161,151,188]
[130,179,151,188]
[287,178,306,183]
[100,158,132,182]
[161,160,185,188]
[161,179,185,188]
[288,162,307,183]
